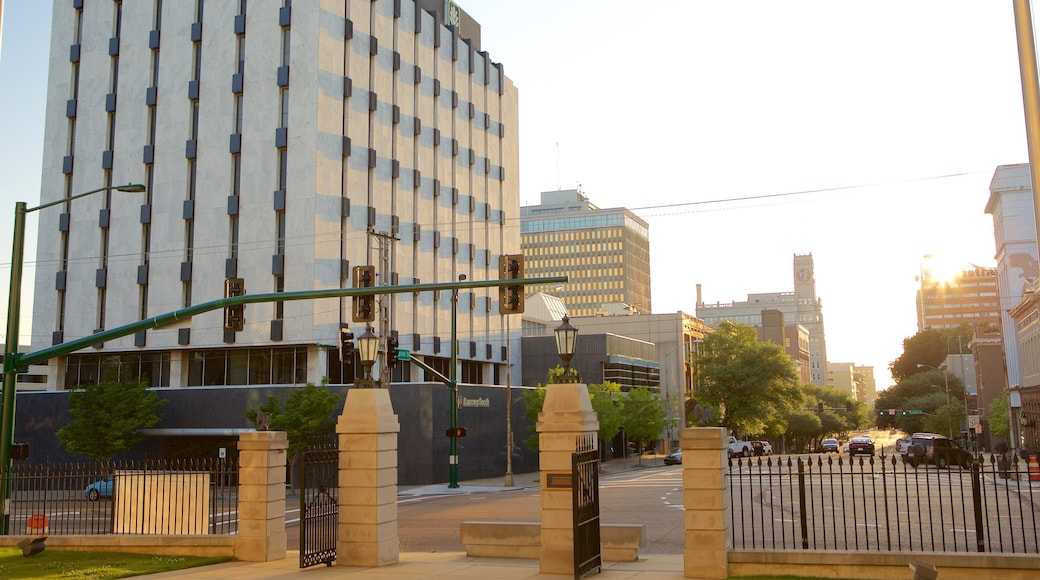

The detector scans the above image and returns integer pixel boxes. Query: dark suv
[905,434,972,469]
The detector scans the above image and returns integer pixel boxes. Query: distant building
[826,363,856,399]
[853,365,877,408]
[973,331,1009,450]
[916,263,1000,332]
[758,309,811,385]
[697,253,828,385]
[985,163,1037,389]
[520,189,651,317]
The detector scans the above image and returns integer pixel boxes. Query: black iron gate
[299,439,338,568]
[572,433,601,579]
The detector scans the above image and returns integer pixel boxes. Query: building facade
[758,309,811,385]
[697,253,829,385]
[916,263,1001,332]
[31,1,519,390]
[519,189,651,317]
[985,163,1037,390]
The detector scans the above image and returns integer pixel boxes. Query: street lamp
[554,315,579,383]
[356,326,378,387]
[2,183,145,534]
[917,363,953,438]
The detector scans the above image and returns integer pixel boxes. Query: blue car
[84,478,113,501]
[664,449,682,465]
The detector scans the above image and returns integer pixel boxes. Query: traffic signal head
[340,326,355,360]
[445,427,467,438]
[387,332,400,367]
[817,401,824,412]
[223,277,246,332]
[498,254,525,314]
[352,265,376,322]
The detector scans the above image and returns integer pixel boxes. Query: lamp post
[554,316,579,383]
[356,326,378,387]
[918,363,953,439]
[1,183,145,534]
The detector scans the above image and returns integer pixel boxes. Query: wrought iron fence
[729,452,1040,553]
[4,458,238,536]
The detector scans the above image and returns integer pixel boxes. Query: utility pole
[368,231,397,388]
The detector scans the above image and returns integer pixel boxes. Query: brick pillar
[336,388,400,567]
[236,431,288,562]
[536,382,600,575]
[681,427,730,579]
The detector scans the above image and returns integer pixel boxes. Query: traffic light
[445,427,468,438]
[387,331,400,367]
[352,265,376,322]
[817,401,824,413]
[339,326,355,361]
[498,254,525,314]
[9,442,29,461]
[223,277,246,331]
[845,401,852,413]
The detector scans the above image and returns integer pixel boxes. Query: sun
[921,255,962,287]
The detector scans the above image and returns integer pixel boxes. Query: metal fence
[729,452,1040,553]
[4,458,238,536]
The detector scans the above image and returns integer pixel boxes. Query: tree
[619,387,671,463]
[889,330,951,381]
[57,378,166,462]
[520,385,547,451]
[988,392,1010,439]
[696,321,802,436]
[588,382,623,447]
[245,382,341,464]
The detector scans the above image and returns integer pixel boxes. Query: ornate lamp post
[554,316,579,383]
[356,326,379,388]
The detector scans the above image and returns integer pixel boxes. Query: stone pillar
[236,431,288,562]
[337,388,401,566]
[536,383,600,575]
[681,427,730,579]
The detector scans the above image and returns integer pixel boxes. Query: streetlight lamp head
[116,183,147,193]
[356,326,379,387]
[554,315,578,382]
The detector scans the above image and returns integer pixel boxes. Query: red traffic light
[444,427,467,438]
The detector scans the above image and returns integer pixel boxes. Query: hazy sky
[0,2,1035,390]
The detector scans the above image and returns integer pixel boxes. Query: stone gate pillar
[336,388,401,567]
[681,427,730,579]
[536,382,599,575]
[236,430,288,562]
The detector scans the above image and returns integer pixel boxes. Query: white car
[757,441,773,455]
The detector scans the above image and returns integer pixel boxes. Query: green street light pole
[1,183,145,534]
[448,275,463,488]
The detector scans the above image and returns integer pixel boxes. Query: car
[752,441,773,456]
[84,477,113,501]
[905,434,972,469]
[896,438,911,455]
[820,438,839,453]
[664,448,682,465]
[847,436,875,456]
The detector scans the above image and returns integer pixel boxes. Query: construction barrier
[25,514,48,536]
[1030,454,1040,482]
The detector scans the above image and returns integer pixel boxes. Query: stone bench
[459,521,645,561]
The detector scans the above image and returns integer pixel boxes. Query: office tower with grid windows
[30,0,518,390]
[519,189,651,317]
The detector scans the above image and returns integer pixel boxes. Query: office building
[520,189,651,317]
[916,262,1001,333]
[30,0,519,390]
[758,309,811,385]
[697,253,829,385]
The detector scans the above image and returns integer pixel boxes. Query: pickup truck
[728,435,753,458]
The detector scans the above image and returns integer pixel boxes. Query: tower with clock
[794,254,817,302]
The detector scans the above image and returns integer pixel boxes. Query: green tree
[619,387,670,462]
[696,321,802,435]
[245,382,341,464]
[588,382,623,446]
[889,330,951,381]
[520,385,547,451]
[57,378,167,462]
[988,392,1010,439]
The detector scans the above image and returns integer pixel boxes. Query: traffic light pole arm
[7,276,568,371]
[407,354,451,387]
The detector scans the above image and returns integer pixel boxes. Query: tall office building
[30,0,519,389]
[697,253,828,385]
[520,189,651,317]
[985,163,1038,389]
[916,261,1001,333]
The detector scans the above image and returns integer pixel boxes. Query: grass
[0,547,231,579]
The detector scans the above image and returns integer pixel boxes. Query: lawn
[0,547,231,579]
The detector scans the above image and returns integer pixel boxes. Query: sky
[0,1,1035,391]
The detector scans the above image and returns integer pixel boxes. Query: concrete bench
[459,521,645,561]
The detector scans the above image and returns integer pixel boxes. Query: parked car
[847,436,875,457]
[664,448,682,465]
[896,438,911,455]
[84,477,113,501]
[753,441,773,456]
[819,438,839,453]
[905,434,972,469]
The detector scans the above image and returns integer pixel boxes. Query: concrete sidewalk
[142,551,691,579]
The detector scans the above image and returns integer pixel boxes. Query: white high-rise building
[30,0,519,389]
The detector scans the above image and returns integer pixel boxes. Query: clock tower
[794,254,816,302]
